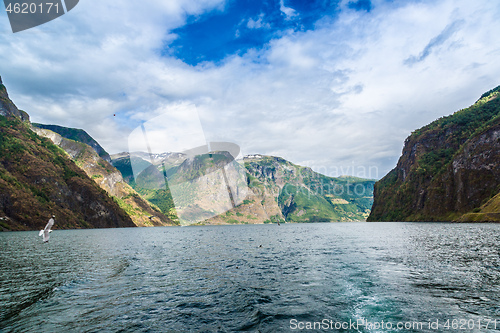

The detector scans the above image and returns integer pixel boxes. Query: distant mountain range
[368,85,500,222]
[112,152,375,225]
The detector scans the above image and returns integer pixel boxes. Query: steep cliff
[0,77,28,122]
[0,76,135,231]
[368,86,500,221]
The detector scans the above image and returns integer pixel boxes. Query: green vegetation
[133,186,178,221]
[268,214,285,224]
[113,196,139,216]
[478,85,500,100]
[112,155,178,222]
[246,173,260,188]
[481,192,500,213]
[458,191,500,222]
[244,156,375,223]
[0,169,21,188]
[112,156,152,182]
[52,155,84,180]
[416,148,454,176]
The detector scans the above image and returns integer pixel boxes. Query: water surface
[0,223,499,332]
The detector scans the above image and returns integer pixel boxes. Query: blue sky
[1,0,500,178]
[168,0,346,65]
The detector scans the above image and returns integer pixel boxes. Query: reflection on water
[0,223,499,332]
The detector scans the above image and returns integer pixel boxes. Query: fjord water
[0,223,499,332]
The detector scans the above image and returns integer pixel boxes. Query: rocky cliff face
[368,86,500,222]
[0,77,135,231]
[0,77,29,122]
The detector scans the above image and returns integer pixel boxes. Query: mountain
[32,126,177,227]
[0,76,135,231]
[458,192,500,222]
[112,152,375,225]
[368,85,500,222]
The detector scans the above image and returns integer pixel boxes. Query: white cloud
[1,0,500,178]
[247,14,270,29]
[129,103,206,154]
[279,0,297,20]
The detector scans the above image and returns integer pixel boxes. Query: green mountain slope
[0,77,135,231]
[368,85,500,221]
[458,192,500,222]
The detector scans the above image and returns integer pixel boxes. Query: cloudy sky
[1,0,500,179]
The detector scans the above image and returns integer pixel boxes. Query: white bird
[39,215,55,243]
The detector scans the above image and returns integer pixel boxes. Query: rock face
[0,77,29,121]
[32,127,177,227]
[368,86,500,222]
[0,77,135,231]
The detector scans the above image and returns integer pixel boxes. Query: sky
[1,0,500,179]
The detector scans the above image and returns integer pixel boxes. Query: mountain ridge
[0,75,375,229]
[32,123,112,162]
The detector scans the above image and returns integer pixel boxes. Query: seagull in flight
[39,215,55,243]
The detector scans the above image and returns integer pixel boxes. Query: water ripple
[0,223,499,332]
